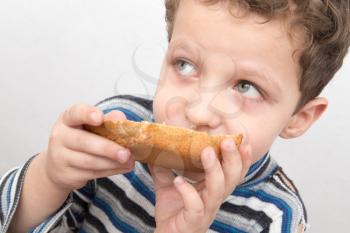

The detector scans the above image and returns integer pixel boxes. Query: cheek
[247,129,275,162]
[236,116,285,162]
[154,62,198,124]
[153,81,190,125]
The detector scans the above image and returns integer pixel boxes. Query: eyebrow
[167,40,201,60]
[238,66,282,94]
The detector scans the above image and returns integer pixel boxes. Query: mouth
[162,121,199,132]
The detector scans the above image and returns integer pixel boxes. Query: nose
[185,53,237,130]
[185,92,221,130]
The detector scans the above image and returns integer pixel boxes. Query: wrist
[36,151,71,197]
[8,151,72,232]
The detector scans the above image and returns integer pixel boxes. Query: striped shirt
[0,95,308,233]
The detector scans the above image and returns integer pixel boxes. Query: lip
[161,120,242,138]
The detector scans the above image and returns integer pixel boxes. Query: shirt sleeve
[1,95,154,233]
[34,181,97,233]
[0,156,35,232]
[0,155,97,233]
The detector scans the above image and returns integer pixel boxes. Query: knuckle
[66,105,76,119]
[85,105,101,123]
[74,103,85,112]
[88,170,99,178]
[62,108,72,125]
[192,207,205,218]
[102,143,118,157]
[75,132,87,149]
[66,104,85,122]
[82,156,95,169]
[74,104,86,117]
[49,127,61,143]
[57,112,65,124]
[91,106,101,113]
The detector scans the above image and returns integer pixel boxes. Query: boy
[1,0,349,232]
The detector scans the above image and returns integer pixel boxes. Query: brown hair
[165,0,350,111]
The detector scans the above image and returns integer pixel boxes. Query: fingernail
[90,112,101,123]
[224,139,234,150]
[174,176,185,186]
[202,149,215,168]
[117,149,130,163]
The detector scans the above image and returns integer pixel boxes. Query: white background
[0,1,349,232]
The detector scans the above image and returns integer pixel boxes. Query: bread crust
[84,120,242,172]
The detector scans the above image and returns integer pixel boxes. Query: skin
[8,107,134,232]
[151,0,327,232]
[8,0,327,232]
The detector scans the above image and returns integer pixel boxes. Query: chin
[173,169,206,183]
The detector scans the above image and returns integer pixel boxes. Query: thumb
[104,110,127,121]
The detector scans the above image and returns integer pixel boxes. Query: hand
[150,139,252,233]
[38,104,135,191]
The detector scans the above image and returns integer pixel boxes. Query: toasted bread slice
[84,120,242,172]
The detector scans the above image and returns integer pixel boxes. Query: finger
[55,166,134,190]
[201,147,225,211]
[173,176,204,223]
[62,126,131,163]
[149,164,175,190]
[221,138,241,187]
[104,110,127,121]
[221,139,251,193]
[63,148,134,171]
[239,145,253,180]
[84,167,134,180]
[62,104,103,127]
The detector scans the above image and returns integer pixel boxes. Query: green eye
[175,59,197,76]
[236,81,261,99]
[237,82,251,93]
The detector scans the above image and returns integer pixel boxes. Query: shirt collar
[238,152,278,188]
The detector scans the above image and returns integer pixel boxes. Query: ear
[280,97,328,139]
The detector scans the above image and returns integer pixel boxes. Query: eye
[234,80,262,99]
[174,59,197,76]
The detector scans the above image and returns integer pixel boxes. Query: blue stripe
[210,219,247,233]
[103,107,143,122]
[240,166,279,189]
[30,219,49,233]
[123,172,156,205]
[246,153,268,176]
[6,173,16,211]
[233,188,292,233]
[78,185,95,199]
[0,169,16,220]
[93,196,138,233]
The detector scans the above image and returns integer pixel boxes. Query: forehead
[172,0,297,55]
[172,0,302,78]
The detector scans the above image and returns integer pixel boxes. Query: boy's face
[153,0,302,172]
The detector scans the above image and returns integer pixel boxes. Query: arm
[7,152,71,233]
[5,104,135,233]
[1,154,97,233]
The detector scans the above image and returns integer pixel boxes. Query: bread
[84,120,242,172]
